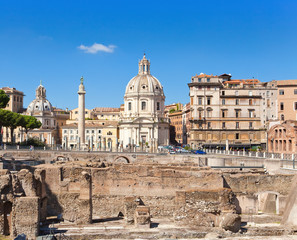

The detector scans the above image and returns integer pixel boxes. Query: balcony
[190,117,206,123]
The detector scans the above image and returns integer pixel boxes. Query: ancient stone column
[78,76,86,146]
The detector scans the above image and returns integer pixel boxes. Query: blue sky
[0,0,297,110]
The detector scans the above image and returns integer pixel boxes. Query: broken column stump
[134,206,151,228]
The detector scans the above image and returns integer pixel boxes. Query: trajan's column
[78,76,86,148]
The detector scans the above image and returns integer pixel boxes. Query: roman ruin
[0,150,296,239]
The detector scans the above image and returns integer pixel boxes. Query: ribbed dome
[125,54,164,96]
[27,83,53,114]
[125,74,164,95]
[27,99,53,113]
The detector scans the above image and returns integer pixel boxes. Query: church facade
[119,55,169,150]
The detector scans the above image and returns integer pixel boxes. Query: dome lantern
[138,54,150,75]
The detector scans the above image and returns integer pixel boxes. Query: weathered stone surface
[174,188,238,231]
[134,206,151,228]
[124,196,141,224]
[220,212,241,232]
[12,197,39,239]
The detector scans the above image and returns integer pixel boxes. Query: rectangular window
[249,110,253,118]
[141,101,146,110]
[207,122,211,129]
[295,102,297,110]
[198,78,201,82]
[267,99,270,107]
[267,91,270,97]
[222,110,226,118]
[222,122,226,128]
[207,97,211,105]
[236,122,239,129]
[222,91,225,96]
[280,102,284,111]
[235,99,239,105]
[235,111,239,118]
[279,89,284,95]
[222,99,225,105]
[198,97,202,105]
[249,122,253,129]
[235,133,239,139]
[128,102,132,111]
[207,78,210,82]
[98,130,101,134]
[157,102,160,110]
[249,91,252,96]
[249,99,253,105]
[294,89,297,95]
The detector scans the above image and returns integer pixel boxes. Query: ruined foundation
[0,151,296,239]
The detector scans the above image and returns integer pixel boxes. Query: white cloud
[78,43,116,54]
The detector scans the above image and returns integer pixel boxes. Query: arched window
[128,102,132,111]
[281,114,284,121]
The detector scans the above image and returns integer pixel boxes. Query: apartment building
[276,80,297,121]
[188,73,277,150]
[70,108,94,120]
[168,110,183,144]
[182,103,191,145]
[1,87,24,113]
[92,107,120,121]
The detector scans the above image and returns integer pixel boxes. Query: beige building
[62,120,118,151]
[188,73,277,150]
[70,107,94,120]
[93,107,120,121]
[276,80,297,121]
[268,120,297,154]
[53,108,70,144]
[1,87,24,113]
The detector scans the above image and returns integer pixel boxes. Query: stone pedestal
[134,206,151,228]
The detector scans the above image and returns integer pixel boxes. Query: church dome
[125,54,164,96]
[27,83,53,114]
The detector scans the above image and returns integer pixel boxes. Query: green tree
[0,91,10,144]
[6,111,22,144]
[0,110,14,144]
[21,115,42,141]
[0,90,9,109]
[0,109,9,144]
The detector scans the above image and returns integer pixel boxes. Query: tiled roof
[194,73,217,78]
[276,80,297,86]
[224,79,260,85]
